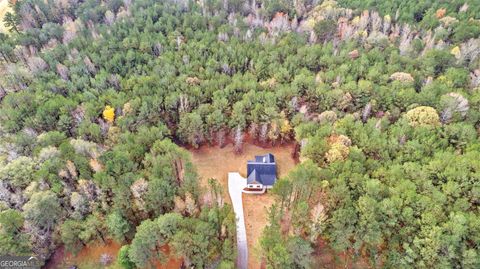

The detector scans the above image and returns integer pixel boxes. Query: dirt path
[189,142,297,268]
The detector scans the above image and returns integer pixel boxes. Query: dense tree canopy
[0,0,479,268]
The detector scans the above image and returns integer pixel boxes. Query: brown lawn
[45,240,182,269]
[313,239,372,269]
[188,142,297,268]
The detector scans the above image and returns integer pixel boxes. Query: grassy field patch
[189,142,297,268]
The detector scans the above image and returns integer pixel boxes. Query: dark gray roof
[247,154,277,186]
[254,153,275,163]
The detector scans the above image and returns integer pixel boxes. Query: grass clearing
[45,241,182,269]
[189,142,297,268]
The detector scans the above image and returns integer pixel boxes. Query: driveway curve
[228,172,248,269]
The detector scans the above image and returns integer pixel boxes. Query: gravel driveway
[228,172,248,269]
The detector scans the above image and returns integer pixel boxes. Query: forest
[0,0,479,268]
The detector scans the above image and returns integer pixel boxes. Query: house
[243,153,277,193]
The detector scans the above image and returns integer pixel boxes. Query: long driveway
[228,172,248,269]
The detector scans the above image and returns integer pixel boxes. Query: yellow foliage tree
[450,46,461,59]
[437,75,454,87]
[279,111,292,134]
[260,78,277,89]
[280,119,292,135]
[405,106,440,127]
[103,105,115,123]
[325,142,349,164]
